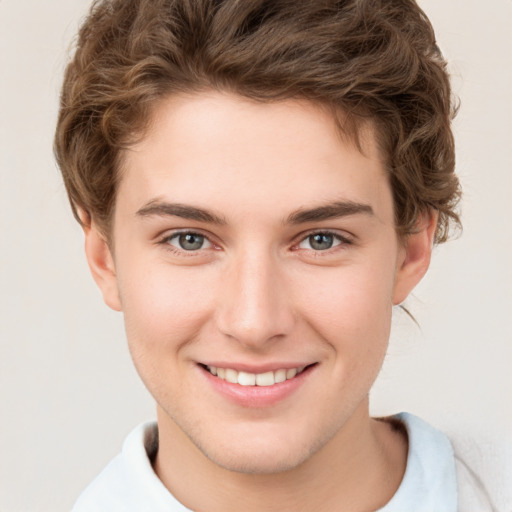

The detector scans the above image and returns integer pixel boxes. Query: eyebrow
[136,199,373,225]
[285,201,374,224]
[136,200,228,225]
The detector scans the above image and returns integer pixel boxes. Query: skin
[84,92,436,511]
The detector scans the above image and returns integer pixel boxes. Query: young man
[54,0,494,510]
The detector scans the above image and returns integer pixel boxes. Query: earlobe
[392,211,438,305]
[82,221,123,312]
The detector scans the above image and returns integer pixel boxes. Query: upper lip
[199,362,316,373]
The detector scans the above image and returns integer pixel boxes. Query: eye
[166,232,212,251]
[298,232,344,251]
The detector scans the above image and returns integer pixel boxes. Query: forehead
[116,92,392,224]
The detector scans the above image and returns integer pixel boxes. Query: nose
[215,249,295,350]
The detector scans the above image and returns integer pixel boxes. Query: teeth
[274,369,287,383]
[206,365,308,386]
[256,371,275,386]
[225,368,238,384]
[286,368,297,379]
[238,371,256,386]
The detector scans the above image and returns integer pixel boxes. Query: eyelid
[293,229,353,251]
[159,227,215,242]
[170,233,212,250]
[156,228,353,255]
[158,229,219,254]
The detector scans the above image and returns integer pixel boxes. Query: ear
[392,211,438,305]
[81,217,122,312]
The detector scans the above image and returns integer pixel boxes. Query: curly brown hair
[54,0,461,242]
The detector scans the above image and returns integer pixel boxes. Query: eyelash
[158,229,353,257]
[159,231,216,257]
[295,230,352,252]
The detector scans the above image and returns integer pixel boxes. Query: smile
[199,362,317,407]
[205,365,308,386]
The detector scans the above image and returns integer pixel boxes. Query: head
[55,0,460,243]
[55,0,460,473]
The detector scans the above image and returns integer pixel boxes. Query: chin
[202,442,313,475]
[190,422,333,475]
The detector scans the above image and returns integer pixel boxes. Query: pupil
[179,233,203,250]
[310,233,333,250]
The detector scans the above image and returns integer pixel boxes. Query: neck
[155,400,407,512]
[154,400,407,512]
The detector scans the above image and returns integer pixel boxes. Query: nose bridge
[216,246,294,348]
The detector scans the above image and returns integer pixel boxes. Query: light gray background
[1,1,511,510]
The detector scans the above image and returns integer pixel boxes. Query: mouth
[199,363,315,387]
[198,362,317,407]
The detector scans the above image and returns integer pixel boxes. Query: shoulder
[379,413,511,512]
[449,430,512,512]
[72,452,130,511]
[378,413,458,511]
[72,422,189,512]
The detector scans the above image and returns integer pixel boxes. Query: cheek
[117,260,216,355]
[117,262,219,403]
[295,264,394,336]
[293,264,394,381]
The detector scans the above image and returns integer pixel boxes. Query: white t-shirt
[72,413,498,511]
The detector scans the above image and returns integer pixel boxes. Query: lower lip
[199,365,315,408]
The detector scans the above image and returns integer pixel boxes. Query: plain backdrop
[1,1,511,510]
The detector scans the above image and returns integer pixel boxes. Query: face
[86,92,433,474]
